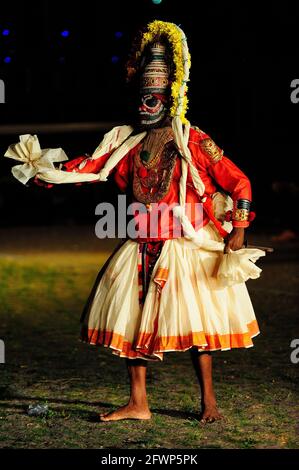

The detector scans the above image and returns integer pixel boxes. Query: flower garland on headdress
[127,20,191,125]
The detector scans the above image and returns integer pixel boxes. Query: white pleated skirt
[80,222,260,361]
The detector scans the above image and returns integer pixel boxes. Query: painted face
[138,94,168,128]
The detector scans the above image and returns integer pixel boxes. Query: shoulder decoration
[199,137,223,164]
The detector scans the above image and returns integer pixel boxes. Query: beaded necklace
[133,140,178,207]
[140,127,174,168]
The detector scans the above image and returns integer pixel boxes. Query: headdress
[126,20,191,125]
[139,42,170,96]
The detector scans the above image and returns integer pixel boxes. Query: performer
[4,21,265,424]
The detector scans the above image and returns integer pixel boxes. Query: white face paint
[138,94,168,128]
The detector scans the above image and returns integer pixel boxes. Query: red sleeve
[32,152,112,188]
[34,145,134,192]
[191,127,253,228]
[207,156,252,228]
[63,146,135,192]
[62,152,112,175]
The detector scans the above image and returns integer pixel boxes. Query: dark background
[0,0,298,230]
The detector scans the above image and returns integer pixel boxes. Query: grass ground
[0,226,298,449]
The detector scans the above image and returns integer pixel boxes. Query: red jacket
[61,127,253,240]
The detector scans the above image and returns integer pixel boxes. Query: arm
[61,148,133,193]
[4,126,136,186]
[208,154,252,251]
[194,131,254,251]
[33,151,112,188]
[33,126,143,187]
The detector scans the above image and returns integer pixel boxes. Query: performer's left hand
[224,227,245,253]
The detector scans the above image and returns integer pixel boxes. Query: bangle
[232,199,251,222]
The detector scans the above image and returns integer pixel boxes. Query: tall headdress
[126,20,191,125]
[140,42,170,96]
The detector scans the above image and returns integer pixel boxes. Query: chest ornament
[133,141,178,207]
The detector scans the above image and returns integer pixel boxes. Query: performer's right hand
[32,176,54,188]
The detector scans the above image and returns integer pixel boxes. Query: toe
[99,415,109,421]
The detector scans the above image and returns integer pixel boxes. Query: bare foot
[200,401,223,424]
[99,403,152,422]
